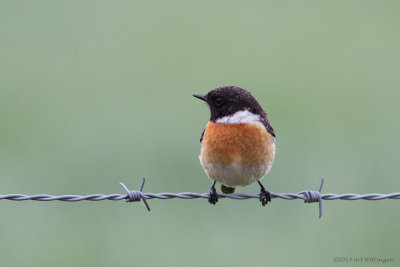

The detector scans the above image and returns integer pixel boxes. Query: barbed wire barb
[119,178,150,212]
[297,178,324,218]
[2,177,400,218]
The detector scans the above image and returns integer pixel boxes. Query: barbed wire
[1,178,400,218]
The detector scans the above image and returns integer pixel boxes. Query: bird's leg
[257,181,271,206]
[208,181,218,205]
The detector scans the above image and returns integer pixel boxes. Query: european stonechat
[193,86,275,206]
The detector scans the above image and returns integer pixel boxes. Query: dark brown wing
[200,129,205,144]
[262,120,275,137]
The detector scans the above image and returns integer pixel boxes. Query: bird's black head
[193,86,265,121]
[193,86,275,137]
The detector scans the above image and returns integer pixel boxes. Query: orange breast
[201,121,275,167]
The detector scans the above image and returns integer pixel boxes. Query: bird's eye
[214,97,224,107]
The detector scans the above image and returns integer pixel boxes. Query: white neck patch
[215,110,261,125]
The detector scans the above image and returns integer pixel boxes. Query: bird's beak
[193,94,207,101]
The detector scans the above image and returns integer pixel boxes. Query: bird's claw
[208,181,218,205]
[258,181,271,206]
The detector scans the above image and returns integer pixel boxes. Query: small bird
[193,86,276,206]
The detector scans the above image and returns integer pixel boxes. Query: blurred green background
[1,1,399,266]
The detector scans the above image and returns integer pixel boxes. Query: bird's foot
[208,181,218,205]
[257,181,271,206]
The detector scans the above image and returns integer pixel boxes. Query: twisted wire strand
[1,178,400,218]
[3,192,399,201]
[2,192,400,201]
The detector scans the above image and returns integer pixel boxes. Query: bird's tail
[221,184,235,194]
